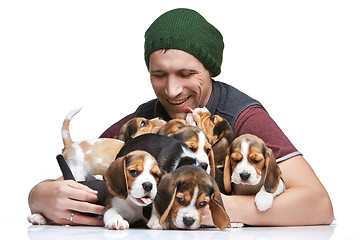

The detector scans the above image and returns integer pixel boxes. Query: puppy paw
[105,217,129,230]
[255,191,273,212]
[27,213,47,225]
[147,216,164,230]
[229,222,244,228]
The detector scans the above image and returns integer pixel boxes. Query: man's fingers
[63,181,99,203]
[59,211,104,226]
[65,180,98,195]
[68,201,105,215]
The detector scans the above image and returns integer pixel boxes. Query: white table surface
[4,219,359,240]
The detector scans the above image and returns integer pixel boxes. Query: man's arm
[202,155,334,226]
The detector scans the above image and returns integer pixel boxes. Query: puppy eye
[198,201,208,208]
[206,148,211,154]
[140,120,148,127]
[232,158,241,164]
[251,159,261,164]
[209,115,215,123]
[176,197,186,205]
[152,173,159,179]
[128,169,139,177]
[190,147,196,152]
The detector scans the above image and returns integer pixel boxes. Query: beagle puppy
[117,133,213,177]
[104,150,162,230]
[185,107,233,168]
[115,117,166,141]
[157,118,187,136]
[147,165,229,230]
[158,120,215,178]
[170,125,215,179]
[61,108,124,181]
[223,134,285,211]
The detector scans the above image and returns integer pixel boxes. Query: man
[28,8,333,226]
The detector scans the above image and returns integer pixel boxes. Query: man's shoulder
[134,99,158,118]
[211,80,263,127]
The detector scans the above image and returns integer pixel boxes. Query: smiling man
[149,49,213,119]
[28,8,333,227]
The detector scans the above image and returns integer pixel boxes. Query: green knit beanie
[144,8,224,77]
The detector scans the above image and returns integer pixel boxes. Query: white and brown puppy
[104,150,162,230]
[185,107,233,168]
[115,117,166,141]
[147,165,229,230]
[223,134,285,211]
[61,108,124,181]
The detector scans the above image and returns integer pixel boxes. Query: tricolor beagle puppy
[147,165,229,230]
[185,107,233,168]
[115,117,166,141]
[117,133,213,177]
[157,118,188,136]
[104,150,162,230]
[158,120,215,178]
[170,125,215,179]
[223,134,286,211]
[61,108,124,181]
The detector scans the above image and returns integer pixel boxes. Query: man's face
[149,49,212,119]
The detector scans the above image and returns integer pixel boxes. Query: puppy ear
[154,173,178,225]
[115,119,138,141]
[263,147,282,193]
[223,154,232,193]
[185,112,199,126]
[208,178,230,230]
[207,147,216,179]
[104,155,128,199]
[212,120,233,145]
[212,139,230,168]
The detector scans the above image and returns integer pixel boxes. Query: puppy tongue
[141,197,152,205]
[184,107,193,113]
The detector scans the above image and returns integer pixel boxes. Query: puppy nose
[142,182,153,192]
[200,162,208,171]
[240,173,251,181]
[183,217,195,227]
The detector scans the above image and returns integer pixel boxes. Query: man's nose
[165,75,183,98]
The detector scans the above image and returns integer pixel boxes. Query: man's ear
[104,155,129,199]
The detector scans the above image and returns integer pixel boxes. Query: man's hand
[29,179,104,226]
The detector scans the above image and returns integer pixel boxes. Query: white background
[0,0,359,235]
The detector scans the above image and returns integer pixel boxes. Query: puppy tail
[61,108,82,146]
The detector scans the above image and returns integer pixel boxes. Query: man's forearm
[222,156,334,226]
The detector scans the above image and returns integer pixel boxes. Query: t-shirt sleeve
[99,113,133,138]
[233,105,301,162]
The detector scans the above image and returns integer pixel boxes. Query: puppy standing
[61,108,124,181]
[223,134,285,211]
[185,107,233,168]
[104,150,162,230]
[147,165,229,230]
[28,108,124,225]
